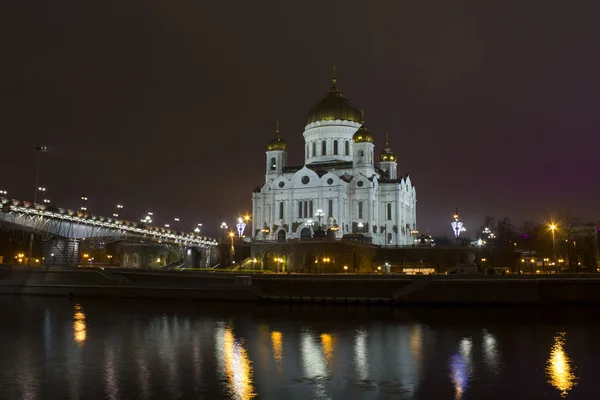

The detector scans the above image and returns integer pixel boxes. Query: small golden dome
[380,132,397,162]
[306,67,362,125]
[267,120,286,151]
[352,125,374,143]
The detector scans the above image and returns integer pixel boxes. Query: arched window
[279,202,284,219]
[387,232,393,244]
[298,201,303,218]
[345,141,350,156]
[309,200,314,217]
[387,203,392,220]
[270,157,276,170]
[312,142,316,158]
[333,140,338,155]
[358,201,363,219]
[321,141,327,156]
[303,201,308,218]
[328,199,333,217]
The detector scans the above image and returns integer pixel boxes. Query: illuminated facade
[252,71,417,246]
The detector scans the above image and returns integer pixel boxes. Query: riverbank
[2,265,600,306]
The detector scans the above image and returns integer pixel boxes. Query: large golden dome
[267,120,286,151]
[306,75,362,125]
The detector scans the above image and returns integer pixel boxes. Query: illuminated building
[252,69,417,246]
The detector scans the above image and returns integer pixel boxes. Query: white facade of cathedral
[252,74,417,246]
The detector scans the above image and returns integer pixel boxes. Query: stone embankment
[1,265,600,305]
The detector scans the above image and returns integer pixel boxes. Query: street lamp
[315,209,325,230]
[0,190,7,197]
[358,222,364,233]
[113,204,123,218]
[141,212,153,224]
[194,223,202,234]
[80,196,88,211]
[228,231,235,265]
[33,146,47,203]
[451,210,464,247]
[236,217,247,237]
[549,223,557,262]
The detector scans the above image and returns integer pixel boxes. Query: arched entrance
[277,230,286,243]
[300,227,312,239]
[263,249,279,272]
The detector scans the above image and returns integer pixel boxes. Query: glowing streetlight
[549,223,557,262]
[236,216,247,237]
[228,231,235,264]
[0,190,7,197]
[113,204,123,218]
[194,223,202,234]
[315,209,325,229]
[358,222,364,233]
[451,209,464,247]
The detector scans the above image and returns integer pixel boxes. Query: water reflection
[320,333,335,367]
[271,331,284,373]
[354,327,369,381]
[215,322,256,400]
[482,329,500,374]
[410,324,423,363]
[449,338,473,399]
[547,331,577,397]
[73,304,86,344]
[300,328,329,399]
[104,346,118,399]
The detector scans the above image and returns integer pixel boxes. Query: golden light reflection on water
[547,332,577,397]
[410,324,423,363]
[320,333,335,366]
[216,324,256,400]
[271,331,283,373]
[73,304,86,343]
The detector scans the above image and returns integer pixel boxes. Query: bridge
[0,196,219,268]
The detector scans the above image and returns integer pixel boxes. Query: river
[0,296,597,399]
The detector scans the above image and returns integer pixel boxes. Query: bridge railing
[0,197,218,247]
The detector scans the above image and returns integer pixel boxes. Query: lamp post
[228,231,235,265]
[113,204,123,218]
[236,217,247,238]
[451,210,464,248]
[29,146,47,265]
[316,209,325,230]
[220,222,228,239]
[451,210,464,266]
[194,223,202,234]
[358,222,364,233]
[80,196,88,212]
[549,224,557,262]
[0,190,7,198]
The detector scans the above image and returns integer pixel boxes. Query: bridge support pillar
[184,247,201,268]
[43,238,80,267]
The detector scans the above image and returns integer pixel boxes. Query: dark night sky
[2,1,600,237]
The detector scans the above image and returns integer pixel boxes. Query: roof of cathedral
[379,132,397,162]
[266,120,286,151]
[306,68,362,125]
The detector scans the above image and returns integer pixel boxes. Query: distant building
[252,71,417,246]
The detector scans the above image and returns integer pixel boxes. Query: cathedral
[252,71,417,246]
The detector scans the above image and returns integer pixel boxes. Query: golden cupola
[306,67,362,125]
[352,110,374,143]
[267,120,286,151]
[380,132,397,162]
